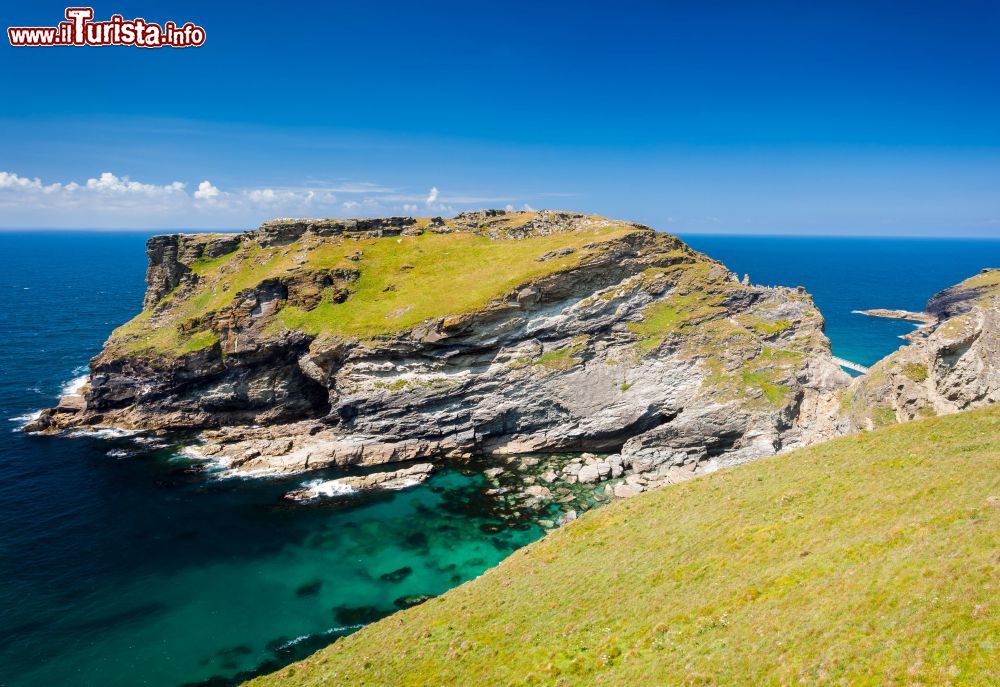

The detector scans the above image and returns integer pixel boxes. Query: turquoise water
[0,231,996,687]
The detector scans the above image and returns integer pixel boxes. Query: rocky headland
[839,268,1000,429]
[26,210,851,483]
[25,211,998,504]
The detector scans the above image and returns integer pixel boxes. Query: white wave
[178,445,290,481]
[107,448,134,459]
[9,409,42,431]
[278,624,364,651]
[59,373,89,397]
[63,426,142,440]
[278,635,311,649]
[179,445,230,469]
[298,479,357,498]
[326,623,364,634]
[9,409,41,423]
[180,445,269,479]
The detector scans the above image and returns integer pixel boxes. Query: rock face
[839,269,1000,430]
[144,234,241,308]
[28,210,850,479]
[284,462,435,500]
[854,308,935,324]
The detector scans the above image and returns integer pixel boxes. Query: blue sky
[1,0,999,234]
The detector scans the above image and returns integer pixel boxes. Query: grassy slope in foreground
[248,406,999,687]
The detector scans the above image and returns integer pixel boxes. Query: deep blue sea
[0,231,997,687]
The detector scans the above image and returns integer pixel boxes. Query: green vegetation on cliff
[106,214,658,357]
[274,228,632,339]
[247,405,999,687]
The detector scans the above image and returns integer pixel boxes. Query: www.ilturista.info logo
[8,7,206,48]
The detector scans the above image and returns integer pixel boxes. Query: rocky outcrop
[283,462,435,500]
[839,269,1000,429]
[854,308,935,324]
[28,210,850,482]
[144,234,241,308]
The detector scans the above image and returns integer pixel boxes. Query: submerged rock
[379,567,413,583]
[332,605,383,626]
[393,594,435,609]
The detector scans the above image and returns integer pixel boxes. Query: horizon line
[0,226,998,240]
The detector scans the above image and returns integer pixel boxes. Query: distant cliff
[839,268,1000,429]
[27,210,849,487]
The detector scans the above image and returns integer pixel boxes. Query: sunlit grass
[247,405,1000,687]
[108,225,640,355]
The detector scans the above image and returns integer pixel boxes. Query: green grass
[534,341,588,371]
[736,315,793,336]
[109,242,296,355]
[109,222,646,356]
[247,405,1000,687]
[627,288,727,351]
[871,405,898,428]
[701,346,802,408]
[903,362,930,383]
[740,369,791,405]
[177,329,219,354]
[276,230,632,339]
[188,251,238,275]
[963,269,1000,294]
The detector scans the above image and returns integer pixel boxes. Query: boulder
[577,464,601,484]
[614,483,645,498]
[524,485,552,499]
[556,510,577,526]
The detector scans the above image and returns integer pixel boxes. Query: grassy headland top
[105,211,703,357]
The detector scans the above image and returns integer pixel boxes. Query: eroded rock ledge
[29,210,855,479]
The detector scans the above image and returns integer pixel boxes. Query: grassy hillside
[107,214,667,356]
[248,405,999,687]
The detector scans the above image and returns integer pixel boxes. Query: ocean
[0,231,996,687]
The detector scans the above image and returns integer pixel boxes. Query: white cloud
[84,171,186,195]
[246,188,278,204]
[194,180,221,200]
[245,187,331,206]
[0,171,43,190]
[0,169,537,228]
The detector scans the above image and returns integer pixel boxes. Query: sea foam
[298,479,357,498]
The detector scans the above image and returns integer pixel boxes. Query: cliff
[27,210,849,483]
[839,268,1000,430]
